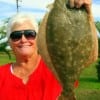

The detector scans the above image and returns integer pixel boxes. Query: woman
[0,13,62,100]
[0,0,91,100]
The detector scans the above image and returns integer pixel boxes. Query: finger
[84,4,91,14]
[84,0,92,5]
[69,0,75,8]
[84,0,92,13]
[74,0,83,8]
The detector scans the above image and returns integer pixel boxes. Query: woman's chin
[17,51,32,57]
[15,48,37,58]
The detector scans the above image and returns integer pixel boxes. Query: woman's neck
[12,53,41,83]
[15,52,40,68]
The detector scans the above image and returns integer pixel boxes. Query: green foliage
[95,59,100,81]
[0,42,11,59]
[0,18,9,36]
[95,21,100,57]
[0,18,11,58]
[95,21,100,33]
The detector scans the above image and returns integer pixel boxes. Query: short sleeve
[41,59,62,100]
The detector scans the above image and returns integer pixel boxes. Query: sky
[0,0,100,22]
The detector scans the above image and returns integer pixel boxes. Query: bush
[96,59,100,81]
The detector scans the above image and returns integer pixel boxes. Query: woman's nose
[20,35,27,42]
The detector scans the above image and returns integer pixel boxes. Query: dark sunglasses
[10,30,36,42]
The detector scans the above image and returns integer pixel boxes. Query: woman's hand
[69,0,92,13]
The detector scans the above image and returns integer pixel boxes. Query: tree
[0,18,11,59]
[95,21,100,33]
[95,21,100,81]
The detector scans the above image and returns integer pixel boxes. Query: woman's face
[9,20,38,58]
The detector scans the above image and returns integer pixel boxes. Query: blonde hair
[6,13,38,38]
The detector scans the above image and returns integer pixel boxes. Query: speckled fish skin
[37,0,98,99]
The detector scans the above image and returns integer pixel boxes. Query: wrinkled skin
[37,0,98,99]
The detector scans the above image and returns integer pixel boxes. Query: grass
[0,53,100,100]
[0,53,15,65]
[75,62,100,100]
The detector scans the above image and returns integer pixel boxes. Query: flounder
[37,0,98,99]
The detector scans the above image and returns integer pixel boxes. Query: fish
[37,0,98,99]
